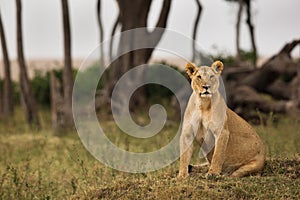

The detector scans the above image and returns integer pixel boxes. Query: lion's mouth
[200,91,212,97]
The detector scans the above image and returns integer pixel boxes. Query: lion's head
[185,61,224,98]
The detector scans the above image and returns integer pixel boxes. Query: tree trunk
[16,0,40,127]
[235,0,243,61]
[279,39,300,55]
[291,69,300,110]
[225,39,300,120]
[0,85,3,117]
[192,0,202,63]
[61,0,74,128]
[0,9,13,116]
[96,0,104,66]
[50,71,64,129]
[240,40,300,91]
[244,0,257,66]
[109,13,120,62]
[104,0,172,110]
[228,85,288,121]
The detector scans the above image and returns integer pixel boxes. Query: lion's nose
[202,85,210,90]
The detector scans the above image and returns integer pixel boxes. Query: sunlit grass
[0,107,299,199]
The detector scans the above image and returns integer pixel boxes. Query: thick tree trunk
[240,40,300,91]
[291,69,300,110]
[104,0,172,110]
[16,0,40,127]
[61,0,74,127]
[235,0,243,61]
[225,39,300,120]
[244,0,257,66]
[0,86,3,117]
[50,71,64,129]
[192,0,202,63]
[265,79,290,100]
[0,10,13,116]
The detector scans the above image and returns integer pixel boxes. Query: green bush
[2,61,188,107]
[240,49,257,63]
[145,62,186,100]
[12,81,20,104]
[0,79,20,105]
[211,49,257,65]
[31,70,51,106]
[73,63,103,103]
[30,68,81,106]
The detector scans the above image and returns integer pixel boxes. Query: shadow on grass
[261,157,300,179]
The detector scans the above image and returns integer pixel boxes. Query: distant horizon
[0,55,277,81]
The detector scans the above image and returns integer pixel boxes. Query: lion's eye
[210,75,215,79]
[197,75,202,79]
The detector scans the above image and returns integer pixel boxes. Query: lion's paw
[205,172,223,180]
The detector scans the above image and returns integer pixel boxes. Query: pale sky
[0,0,299,60]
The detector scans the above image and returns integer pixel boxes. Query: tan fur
[178,61,265,178]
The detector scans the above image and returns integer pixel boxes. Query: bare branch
[236,0,243,61]
[245,0,257,66]
[147,0,172,60]
[109,14,120,62]
[279,39,300,56]
[192,0,202,62]
[0,9,14,115]
[96,0,104,65]
[154,0,172,29]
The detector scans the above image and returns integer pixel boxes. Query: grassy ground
[0,108,299,199]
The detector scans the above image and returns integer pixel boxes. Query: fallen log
[240,39,300,92]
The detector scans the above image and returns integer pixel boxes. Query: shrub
[31,70,51,106]
[145,62,186,100]
[0,79,20,105]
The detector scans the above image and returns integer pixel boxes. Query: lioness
[178,61,265,178]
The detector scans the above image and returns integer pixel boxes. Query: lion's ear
[185,62,198,78]
[211,61,224,74]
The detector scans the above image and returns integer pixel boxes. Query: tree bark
[61,0,74,127]
[240,40,300,91]
[104,0,172,109]
[279,39,300,55]
[0,85,3,117]
[0,9,13,116]
[96,0,104,66]
[192,0,202,63]
[16,0,40,127]
[235,0,243,61]
[225,39,300,120]
[228,85,288,121]
[291,68,300,110]
[50,71,64,129]
[109,14,120,62]
[244,0,257,66]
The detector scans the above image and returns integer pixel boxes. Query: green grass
[0,108,299,199]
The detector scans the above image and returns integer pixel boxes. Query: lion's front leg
[178,126,194,178]
[207,126,229,176]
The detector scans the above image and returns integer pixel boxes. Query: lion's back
[223,108,265,170]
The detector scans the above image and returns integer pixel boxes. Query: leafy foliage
[0,79,20,105]
[211,49,257,65]
[30,70,51,106]
[145,62,187,100]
